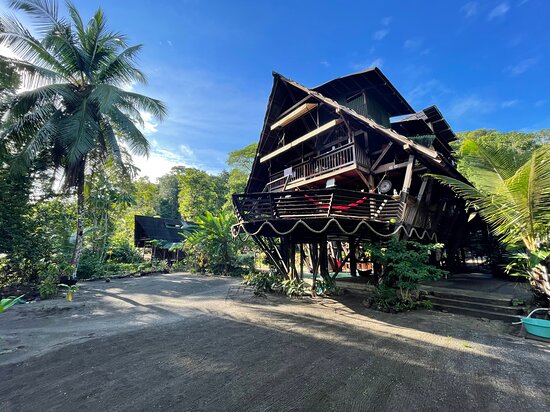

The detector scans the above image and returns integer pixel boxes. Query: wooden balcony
[233,189,403,223]
[266,142,370,191]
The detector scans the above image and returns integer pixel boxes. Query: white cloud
[403,38,423,51]
[139,111,158,135]
[380,16,392,26]
[501,99,518,108]
[506,58,537,76]
[406,79,452,105]
[320,60,330,68]
[167,40,173,47]
[351,58,383,71]
[448,95,495,118]
[121,82,136,92]
[488,2,510,20]
[373,29,389,41]
[461,2,478,17]
[132,143,200,181]
[179,144,194,158]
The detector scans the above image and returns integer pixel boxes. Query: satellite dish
[378,179,392,194]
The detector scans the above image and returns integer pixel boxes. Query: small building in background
[134,215,195,261]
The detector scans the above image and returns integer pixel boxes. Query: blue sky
[3,0,549,179]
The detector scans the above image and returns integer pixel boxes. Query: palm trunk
[531,263,550,299]
[70,167,86,279]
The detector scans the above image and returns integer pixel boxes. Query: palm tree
[431,139,550,297]
[0,0,166,278]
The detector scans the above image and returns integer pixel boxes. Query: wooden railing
[233,189,403,223]
[266,142,369,191]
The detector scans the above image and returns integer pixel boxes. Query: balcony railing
[233,189,403,223]
[267,142,368,191]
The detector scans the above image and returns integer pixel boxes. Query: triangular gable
[246,72,462,192]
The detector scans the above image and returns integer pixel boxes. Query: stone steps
[425,289,526,322]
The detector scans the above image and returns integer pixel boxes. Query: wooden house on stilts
[232,68,472,282]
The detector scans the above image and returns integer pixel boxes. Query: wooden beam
[372,160,409,174]
[371,142,393,171]
[260,119,343,163]
[402,155,415,193]
[355,169,371,190]
[270,103,318,130]
[277,96,311,120]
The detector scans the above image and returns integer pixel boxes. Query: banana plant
[58,284,80,302]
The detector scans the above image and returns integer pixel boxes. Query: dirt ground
[0,273,549,411]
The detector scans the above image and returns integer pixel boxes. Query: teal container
[522,317,550,339]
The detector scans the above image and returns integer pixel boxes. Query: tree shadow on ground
[1,305,548,411]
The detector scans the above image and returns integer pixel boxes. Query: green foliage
[432,139,550,252]
[184,210,240,275]
[157,168,183,219]
[506,249,550,280]
[243,271,279,293]
[0,0,166,276]
[456,129,548,155]
[58,283,80,302]
[227,143,257,172]
[0,295,24,313]
[178,168,227,221]
[365,239,447,300]
[315,278,343,296]
[38,260,72,299]
[431,138,550,296]
[362,239,446,312]
[225,143,257,211]
[107,241,142,263]
[280,277,306,297]
[76,250,106,280]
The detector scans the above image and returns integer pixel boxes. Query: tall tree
[157,166,184,219]
[178,168,227,221]
[225,142,256,210]
[0,0,166,277]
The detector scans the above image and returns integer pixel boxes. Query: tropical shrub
[363,239,446,312]
[280,278,306,297]
[184,211,241,275]
[107,241,143,263]
[243,272,279,294]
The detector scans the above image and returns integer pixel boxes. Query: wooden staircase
[425,288,526,322]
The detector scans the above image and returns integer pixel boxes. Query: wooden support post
[290,242,296,279]
[299,243,304,280]
[310,243,319,290]
[349,237,357,277]
[320,236,329,281]
[401,154,415,199]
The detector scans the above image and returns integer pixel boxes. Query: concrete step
[431,303,523,322]
[428,289,514,306]
[428,295,526,315]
